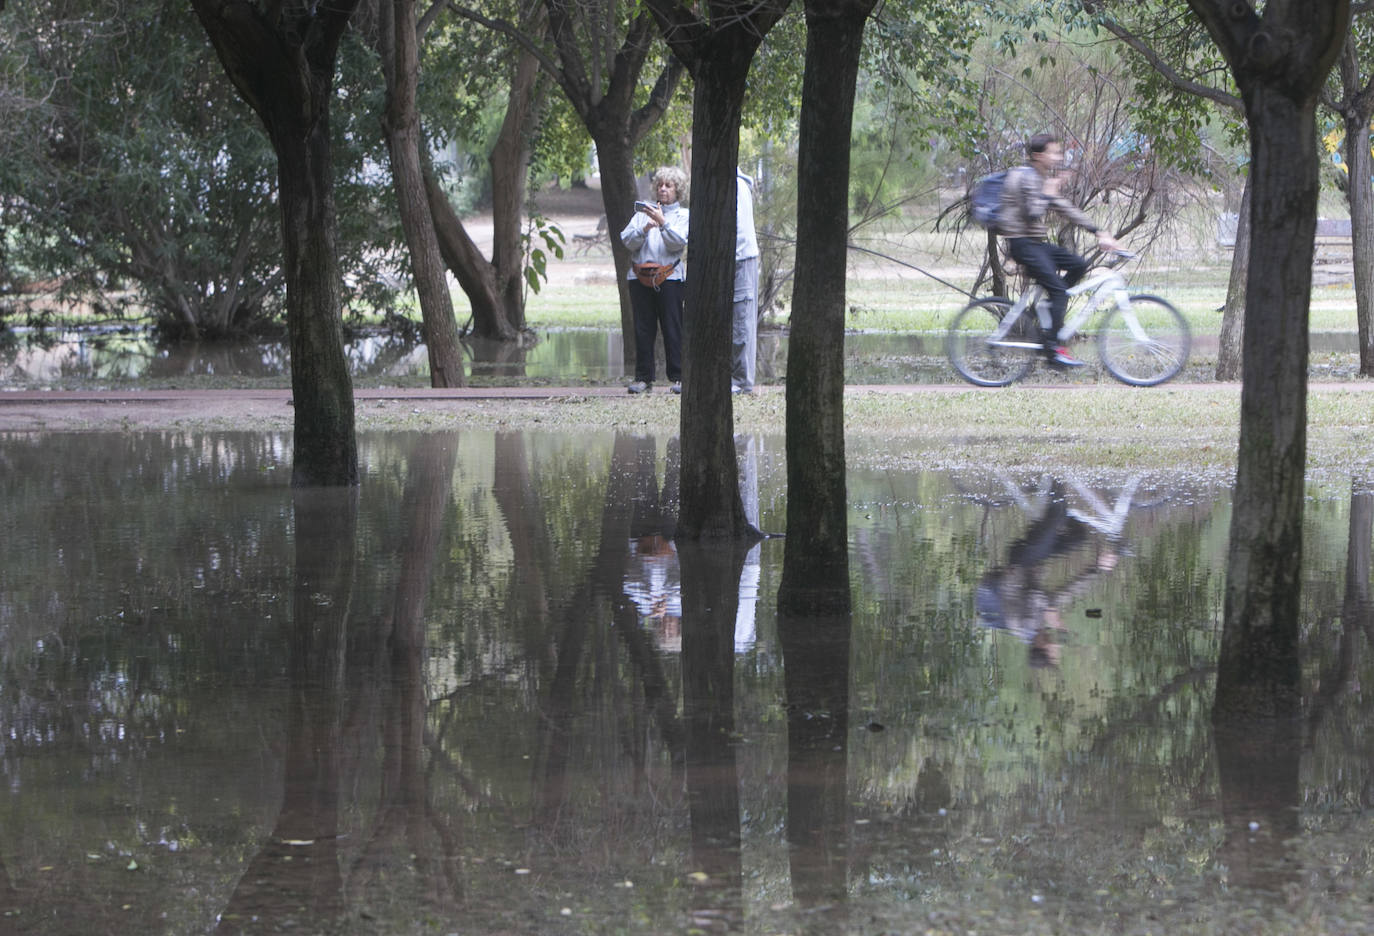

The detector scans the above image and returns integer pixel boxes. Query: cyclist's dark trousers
[1007,237,1088,342]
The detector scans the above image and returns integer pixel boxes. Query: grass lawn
[522,257,1360,336]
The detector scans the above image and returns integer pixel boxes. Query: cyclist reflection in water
[975,480,1119,668]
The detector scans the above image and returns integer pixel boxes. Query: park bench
[1217,213,1351,262]
[572,215,608,255]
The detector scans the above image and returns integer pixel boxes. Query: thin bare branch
[1098,15,1241,114]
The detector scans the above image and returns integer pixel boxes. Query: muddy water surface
[1,430,1370,934]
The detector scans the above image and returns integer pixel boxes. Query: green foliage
[416,2,530,208]
[1017,0,1246,177]
[530,94,597,187]
[0,0,405,337]
[522,214,566,296]
[742,10,805,141]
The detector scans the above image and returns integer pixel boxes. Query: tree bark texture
[1185,0,1351,723]
[381,0,466,387]
[645,0,789,541]
[591,133,642,367]
[783,0,873,585]
[1216,177,1248,380]
[1338,33,1374,376]
[191,0,361,486]
[421,160,516,340]
[489,11,549,335]
[676,46,753,540]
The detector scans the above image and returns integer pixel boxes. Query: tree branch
[444,2,570,103]
[640,0,707,70]
[627,54,685,144]
[418,0,445,35]
[1099,15,1242,114]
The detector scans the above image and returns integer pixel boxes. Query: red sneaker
[1049,345,1085,367]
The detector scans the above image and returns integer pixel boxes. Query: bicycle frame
[983,260,1131,347]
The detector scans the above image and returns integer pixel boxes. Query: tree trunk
[381,0,466,387]
[986,230,1007,298]
[1186,0,1349,725]
[1345,106,1374,375]
[191,0,361,487]
[782,0,871,582]
[1215,88,1315,723]
[489,16,548,334]
[590,131,642,369]
[676,48,753,541]
[785,0,868,582]
[1215,177,1249,380]
[273,81,359,486]
[422,159,517,340]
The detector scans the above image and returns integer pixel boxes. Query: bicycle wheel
[1097,294,1190,386]
[946,298,1037,387]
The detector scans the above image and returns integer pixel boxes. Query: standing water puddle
[0,430,1370,934]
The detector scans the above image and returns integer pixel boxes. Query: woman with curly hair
[619,166,689,393]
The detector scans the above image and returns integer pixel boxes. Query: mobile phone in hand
[634,201,653,212]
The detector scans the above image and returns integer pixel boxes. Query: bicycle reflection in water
[973,474,1141,668]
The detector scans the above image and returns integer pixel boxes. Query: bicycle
[946,251,1190,387]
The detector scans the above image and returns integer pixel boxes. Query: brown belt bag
[633,261,678,289]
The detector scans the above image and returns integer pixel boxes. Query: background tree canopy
[0,0,1272,341]
[0,0,404,339]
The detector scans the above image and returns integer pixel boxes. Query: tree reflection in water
[4,435,1374,932]
[778,567,851,929]
[218,486,357,932]
[346,435,462,917]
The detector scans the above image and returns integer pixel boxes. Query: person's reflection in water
[975,478,1119,668]
[624,435,682,651]
[734,433,762,651]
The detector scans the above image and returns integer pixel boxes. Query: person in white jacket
[732,169,760,394]
[619,167,689,394]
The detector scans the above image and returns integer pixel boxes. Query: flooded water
[2,327,1364,388]
[1,328,1001,386]
[1,431,1371,935]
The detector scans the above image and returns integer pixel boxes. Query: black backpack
[969,170,1008,233]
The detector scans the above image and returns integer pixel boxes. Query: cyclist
[999,133,1121,367]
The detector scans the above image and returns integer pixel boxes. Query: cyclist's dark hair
[1027,133,1060,155]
